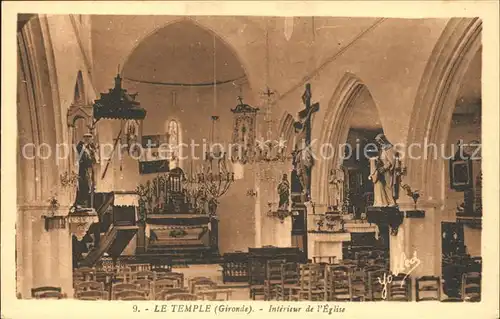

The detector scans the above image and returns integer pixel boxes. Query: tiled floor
[172,264,250,300]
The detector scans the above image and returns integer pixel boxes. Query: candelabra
[196,116,235,200]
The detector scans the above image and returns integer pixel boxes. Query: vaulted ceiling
[122,20,246,85]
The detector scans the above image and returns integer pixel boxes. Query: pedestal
[388,201,441,280]
[307,231,351,262]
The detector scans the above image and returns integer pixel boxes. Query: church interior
[15,14,483,301]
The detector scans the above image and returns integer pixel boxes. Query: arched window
[166,119,181,169]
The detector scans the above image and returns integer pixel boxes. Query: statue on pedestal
[328,167,345,209]
[75,133,97,208]
[369,134,399,207]
[277,174,290,210]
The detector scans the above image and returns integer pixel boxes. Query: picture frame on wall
[449,146,473,191]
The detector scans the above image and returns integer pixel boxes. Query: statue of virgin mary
[369,134,398,207]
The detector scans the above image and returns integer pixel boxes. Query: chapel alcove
[441,47,482,271]
[327,84,389,260]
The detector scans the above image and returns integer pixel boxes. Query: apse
[120,21,256,253]
[121,20,249,170]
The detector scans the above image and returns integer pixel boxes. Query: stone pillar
[273,218,292,247]
[389,200,442,278]
[57,225,73,297]
[255,161,293,248]
[18,203,74,298]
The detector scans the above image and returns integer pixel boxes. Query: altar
[135,168,220,264]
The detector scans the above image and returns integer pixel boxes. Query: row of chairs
[250,258,481,302]
[73,266,235,301]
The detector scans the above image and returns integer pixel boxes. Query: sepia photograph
[2,1,499,318]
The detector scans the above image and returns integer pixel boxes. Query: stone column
[255,161,293,248]
[389,200,442,278]
[22,205,52,292]
[18,203,74,298]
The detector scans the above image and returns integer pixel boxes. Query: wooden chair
[74,267,96,281]
[155,288,189,300]
[190,278,218,299]
[276,262,300,301]
[164,272,184,288]
[113,267,132,283]
[94,271,114,286]
[388,273,412,301]
[111,283,139,299]
[373,258,388,268]
[366,269,386,301]
[75,290,107,300]
[264,259,285,300]
[132,270,156,281]
[155,278,180,293]
[370,250,386,259]
[248,258,266,300]
[75,281,105,292]
[416,276,441,301]
[462,272,481,302]
[31,286,65,299]
[350,269,367,301]
[165,293,199,301]
[153,268,174,279]
[197,288,234,301]
[325,265,352,301]
[290,264,324,301]
[132,279,154,299]
[114,289,148,300]
[188,277,213,293]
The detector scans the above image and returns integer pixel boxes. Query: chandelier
[230,90,289,165]
[196,116,234,199]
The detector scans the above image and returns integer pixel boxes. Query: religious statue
[328,167,345,209]
[292,83,319,201]
[75,133,97,208]
[369,134,400,207]
[277,174,290,210]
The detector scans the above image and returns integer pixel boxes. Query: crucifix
[292,83,320,201]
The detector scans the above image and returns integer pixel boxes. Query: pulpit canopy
[93,74,146,121]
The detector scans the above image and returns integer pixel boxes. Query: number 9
[133,305,138,312]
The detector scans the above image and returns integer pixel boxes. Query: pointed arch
[405,18,482,201]
[313,72,375,204]
[277,111,295,153]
